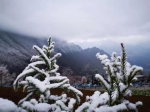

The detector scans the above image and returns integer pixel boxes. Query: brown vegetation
[0,87,149,112]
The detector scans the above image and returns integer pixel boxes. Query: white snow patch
[34,103,51,112]
[0,98,18,112]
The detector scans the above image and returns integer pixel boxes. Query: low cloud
[0,0,150,48]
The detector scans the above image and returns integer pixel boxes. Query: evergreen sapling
[76,43,142,112]
[13,37,83,112]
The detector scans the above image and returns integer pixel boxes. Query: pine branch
[29,65,49,78]
[13,68,36,91]
[120,43,127,85]
[18,92,34,105]
[95,74,110,92]
[33,45,51,70]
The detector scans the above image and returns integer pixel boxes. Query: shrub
[76,43,143,112]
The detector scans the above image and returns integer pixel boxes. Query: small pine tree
[13,37,82,112]
[76,43,143,112]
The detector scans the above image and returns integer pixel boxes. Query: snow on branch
[95,74,110,91]
[33,45,51,69]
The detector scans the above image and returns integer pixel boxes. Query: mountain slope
[0,31,107,75]
[0,31,46,73]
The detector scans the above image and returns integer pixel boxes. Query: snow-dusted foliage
[13,37,82,112]
[76,43,142,112]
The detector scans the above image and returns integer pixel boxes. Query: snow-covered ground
[0,98,19,112]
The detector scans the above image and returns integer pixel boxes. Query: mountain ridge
[0,31,107,75]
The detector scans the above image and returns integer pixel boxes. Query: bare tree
[81,76,87,84]
[0,65,16,86]
[62,67,73,76]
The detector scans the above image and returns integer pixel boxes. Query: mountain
[0,31,46,73]
[58,47,110,75]
[1,30,149,75]
[0,30,108,75]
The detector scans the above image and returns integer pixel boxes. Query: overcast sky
[0,0,150,49]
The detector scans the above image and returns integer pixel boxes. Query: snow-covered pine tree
[76,43,142,112]
[13,37,82,112]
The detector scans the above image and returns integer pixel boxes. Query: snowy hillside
[54,40,82,53]
[0,31,107,74]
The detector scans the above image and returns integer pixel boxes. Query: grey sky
[0,0,150,49]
